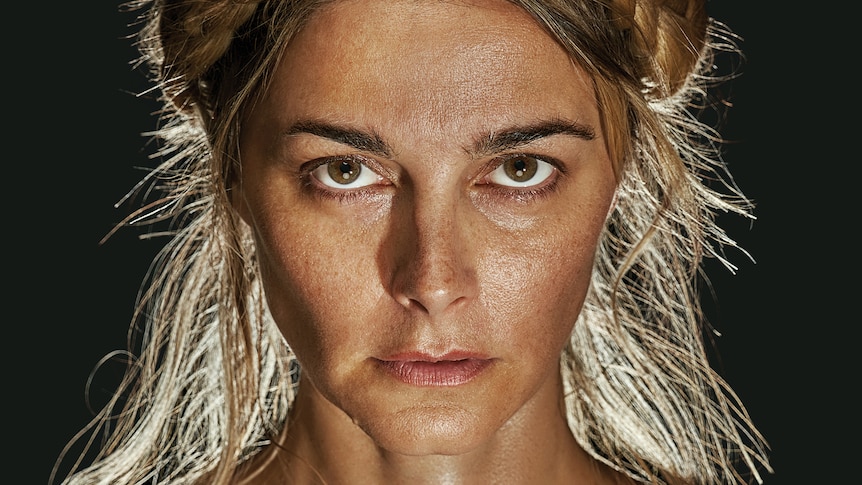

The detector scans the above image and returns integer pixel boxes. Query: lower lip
[377,358,492,387]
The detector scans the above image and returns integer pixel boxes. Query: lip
[375,351,493,387]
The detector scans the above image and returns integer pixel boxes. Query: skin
[234,0,627,482]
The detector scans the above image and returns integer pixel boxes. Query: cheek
[251,209,386,366]
[472,167,615,346]
[476,214,603,358]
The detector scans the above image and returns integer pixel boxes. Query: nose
[386,190,478,318]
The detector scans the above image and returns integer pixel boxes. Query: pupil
[327,158,361,184]
[504,156,537,182]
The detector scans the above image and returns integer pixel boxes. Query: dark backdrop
[9,2,851,484]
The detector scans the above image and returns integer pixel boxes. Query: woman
[53,0,772,483]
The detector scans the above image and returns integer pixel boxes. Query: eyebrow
[284,120,393,158]
[282,118,595,158]
[473,119,595,157]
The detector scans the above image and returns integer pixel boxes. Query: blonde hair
[52,1,772,484]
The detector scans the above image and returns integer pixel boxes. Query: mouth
[374,352,493,387]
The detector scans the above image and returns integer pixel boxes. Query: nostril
[391,263,477,317]
[394,292,429,314]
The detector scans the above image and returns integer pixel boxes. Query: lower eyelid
[303,177,391,205]
[476,172,561,203]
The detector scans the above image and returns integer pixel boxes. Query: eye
[311,156,383,189]
[487,154,556,188]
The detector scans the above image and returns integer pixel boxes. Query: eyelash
[479,177,559,203]
[301,173,379,205]
[301,155,389,203]
[477,153,563,201]
[300,153,563,203]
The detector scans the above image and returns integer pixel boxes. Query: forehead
[256,0,599,140]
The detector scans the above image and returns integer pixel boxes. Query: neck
[243,370,624,484]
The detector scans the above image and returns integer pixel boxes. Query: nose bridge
[415,188,457,251]
[389,184,477,317]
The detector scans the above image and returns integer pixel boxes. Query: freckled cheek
[251,216,386,366]
[476,224,601,357]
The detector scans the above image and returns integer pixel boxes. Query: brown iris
[503,155,538,183]
[326,158,362,184]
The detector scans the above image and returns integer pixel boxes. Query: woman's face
[237,0,616,455]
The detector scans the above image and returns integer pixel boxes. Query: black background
[8,2,852,484]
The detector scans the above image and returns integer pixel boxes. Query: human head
[58,1,768,483]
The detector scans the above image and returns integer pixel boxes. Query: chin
[362,404,490,456]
